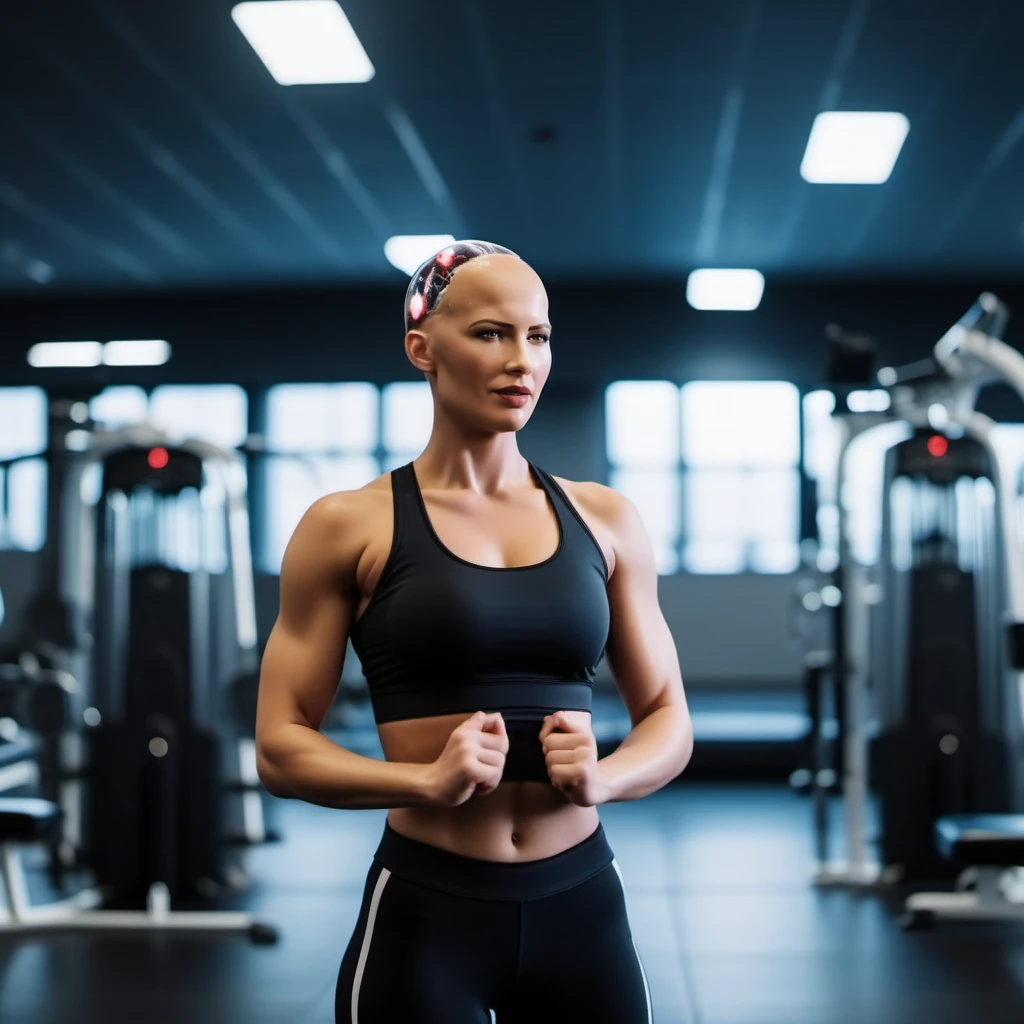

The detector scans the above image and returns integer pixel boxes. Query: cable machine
[0,413,276,941]
[806,294,1024,887]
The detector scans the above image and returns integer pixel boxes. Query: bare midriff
[350,465,614,864]
[379,713,601,863]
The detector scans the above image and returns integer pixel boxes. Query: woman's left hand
[539,711,609,807]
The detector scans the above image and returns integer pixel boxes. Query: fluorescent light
[27,342,103,368]
[686,269,765,311]
[800,111,910,184]
[103,340,171,366]
[384,234,456,275]
[231,1,374,85]
[847,389,891,413]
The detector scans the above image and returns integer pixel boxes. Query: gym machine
[802,294,1024,894]
[0,409,277,942]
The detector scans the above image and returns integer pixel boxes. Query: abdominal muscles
[377,712,600,862]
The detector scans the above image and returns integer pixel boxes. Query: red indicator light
[436,247,455,268]
[927,435,949,457]
[148,447,169,469]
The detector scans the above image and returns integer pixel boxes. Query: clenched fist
[539,711,610,807]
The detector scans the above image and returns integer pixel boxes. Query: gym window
[381,382,433,470]
[259,381,433,573]
[0,387,48,552]
[89,386,149,430]
[605,381,801,574]
[605,382,681,574]
[261,383,380,573]
[803,396,1024,571]
[149,385,248,449]
[88,384,249,446]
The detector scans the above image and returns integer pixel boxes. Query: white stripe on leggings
[611,858,653,1024]
[351,867,392,1024]
[350,863,650,1024]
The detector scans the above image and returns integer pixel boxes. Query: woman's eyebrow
[467,319,552,330]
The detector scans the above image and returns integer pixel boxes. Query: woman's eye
[475,329,549,342]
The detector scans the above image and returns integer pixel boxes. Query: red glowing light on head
[927,435,949,458]
[148,447,169,470]
[408,293,426,321]
[436,248,455,268]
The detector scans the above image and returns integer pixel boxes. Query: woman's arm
[593,486,694,802]
[258,723,435,810]
[255,491,437,810]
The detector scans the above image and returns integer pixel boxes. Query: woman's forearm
[257,723,436,810]
[597,705,693,803]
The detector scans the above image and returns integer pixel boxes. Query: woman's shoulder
[549,474,622,518]
[285,473,395,585]
[548,474,621,577]
[297,471,395,548]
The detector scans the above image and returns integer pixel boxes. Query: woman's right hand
[426,711,509,807]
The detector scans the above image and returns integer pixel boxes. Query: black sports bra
[349,460,611,783]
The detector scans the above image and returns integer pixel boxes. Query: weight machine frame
[813,294,1024,888]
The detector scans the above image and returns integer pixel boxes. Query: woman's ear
[405,329,433,373]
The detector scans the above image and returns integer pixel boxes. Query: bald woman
[255,240,693,1023]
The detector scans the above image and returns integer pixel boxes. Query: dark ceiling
[1,0,1023,297]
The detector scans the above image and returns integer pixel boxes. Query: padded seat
[904,814,1024,928]
[935,814,1024,865]
[0,795,276,941]
[0,797,61,842]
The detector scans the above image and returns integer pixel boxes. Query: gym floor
[2,780,1023,1023]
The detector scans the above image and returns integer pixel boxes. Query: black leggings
[335,820,653,1023]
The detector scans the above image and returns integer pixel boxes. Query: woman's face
[407,254,552,430]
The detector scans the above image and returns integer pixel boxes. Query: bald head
[402,245,553,410]
[405,239,534,331]
[431,254,548,327]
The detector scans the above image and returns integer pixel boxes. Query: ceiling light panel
[231,1,375,85]
[27,342,103,368]
[103,340,172,366]
[384,235,456,275]
[800,111,910,184]
[686,269,765,311]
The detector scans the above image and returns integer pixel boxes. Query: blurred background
[2,1,1024,1022]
